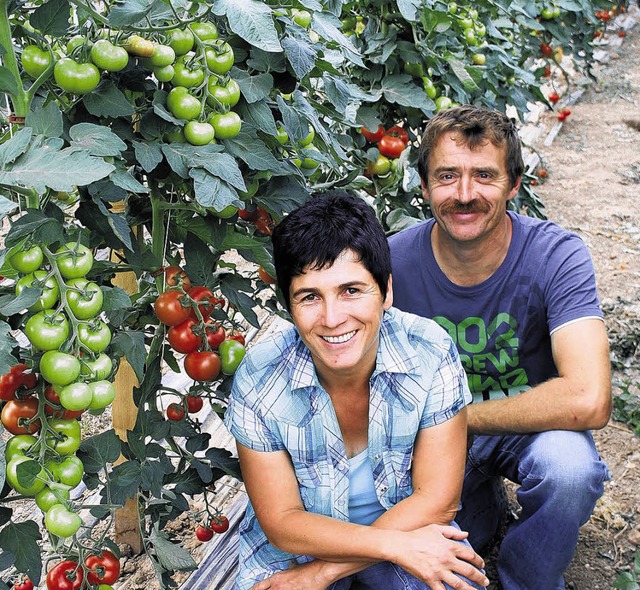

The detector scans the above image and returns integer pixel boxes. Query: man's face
[423,132,520,244]
[289,250,392,384]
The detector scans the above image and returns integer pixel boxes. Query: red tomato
[205,323,226,350]
[164,266,191,292]
[46,560,83,590]
[155,290,191,326]
[210,514,229,533]
[166,403,186,421]
[14,576,34,590]
[378,135,406,158]
[258,267,276,285]
[84,550,121,586]
[184,351,221,381]
[227,331,246,346]
[360,124,386,143]
[185,394,204,413]
[1,397,41,435]
[188,286,221,320]
[386,125,409,144]
[168,318,202,354]
[238,207,260,221]
[196,525,214,541]
[0,364,37,401]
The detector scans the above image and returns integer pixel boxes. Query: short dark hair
[418,105,524,188]
[271,191,391,310]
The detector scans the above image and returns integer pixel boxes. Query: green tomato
[422,76,438,99]
[218,338,246,375]
[90,40,129,72]
[88,380,116,410]
[55,242,94,279]
[4,434,38,462]
[171,55,205,88]
[39,351,81,386]
[448,2,458,14]
[35,485,71,512]
[66,35,87,54]
[541,6,556,19]
[472,53,487,66]
[459,17,473,29]
[65,278,103,319]
[58,382,93,411]
[10,244,44,273]
[184,121,215,145]
[153,64,175,82]
[291,8,312,28]
[25,310,70,351]
[6,455,46,496]
[80,353,113,380]
[203,42,234,75]
[403,62,424,78]
[46,455,84,487]
[45,418,82,456]
[16,270,60,311]
[123,35,155,57]
[298,125,315,147]
[189,21,219,41]
[150,44,176,67]
[211,205,238,219]
[167,28,195,56]
[167,87,202,120]
[206,78,240,107]
[45,504,82,538]
[463,27,478,46]
[21,45,52,78]
[367,154,391,176]
[275,124,289,145]
[294,144,321,170]
[78,321,112,353]
[475,23,486,38]
[208,111,242,140]
[54,58,101,94]
[435,96,454,111]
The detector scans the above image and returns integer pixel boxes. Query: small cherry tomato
[196,525,214,541]
[361,125,386,143]
[386,125,409,144]
[164,266,191,291]
[210,514,229,533]
[185,394,204,413]
[166,403,186,421]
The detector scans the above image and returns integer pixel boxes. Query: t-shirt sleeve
[223,360,285,453]
[544,234,603,334]
[418,334,472,429]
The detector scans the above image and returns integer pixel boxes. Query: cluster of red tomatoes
[361,123,410,159]
[43,549,121,590]
[1,241,117,553]
[154,266,247,422]
[195,513,230,542]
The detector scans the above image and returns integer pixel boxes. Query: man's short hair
[418,105,524,188]
[271,191,391,310]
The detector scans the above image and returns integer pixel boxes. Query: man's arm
[467,318,611,435]
[241,409,487,589]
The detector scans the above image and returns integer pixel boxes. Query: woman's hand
[249,561,332,590]
[391,524,489,589]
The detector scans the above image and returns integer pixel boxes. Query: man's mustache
[439,200,491,215]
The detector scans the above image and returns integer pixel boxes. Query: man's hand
[249,561,331,590]
[391,524,489,589]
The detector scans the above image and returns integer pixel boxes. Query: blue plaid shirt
[224,307,471,589]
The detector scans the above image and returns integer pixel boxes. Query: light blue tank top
[348,449,386,525]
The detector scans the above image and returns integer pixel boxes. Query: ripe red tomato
[227,331,246,346]
[540,43,553,57]
[258,266,276,285]
[46,560,83,590]
[360,124,385,143]
[210,514,229,533]
[164,266,191,292]
[14,575,34,590]
[155,290,191,326]
[386,125,409,144]
[185,394,204,413]
[84,550,121,586]
[166,403,186,421]
[238,207,260,222]
[378,135,406,158]
[1,397,41,435]
[168,318,202,354]
[0,364,37,401]
[188,286,221,320]
[196,525,214,541]
[205,323,226,350]
[548,91,560,104]
[184,351,221,381]
[253,208,273,236]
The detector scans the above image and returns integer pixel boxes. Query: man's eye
[345,287,360,295]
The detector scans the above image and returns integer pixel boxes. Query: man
[224,192,488,590]
[389,105,611,590]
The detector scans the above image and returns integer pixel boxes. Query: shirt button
[338,499,345,506]
[380,486,388,492]
[374,454,380,461]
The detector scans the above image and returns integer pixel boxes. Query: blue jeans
[456,431,610,590]
[327,522,484,590]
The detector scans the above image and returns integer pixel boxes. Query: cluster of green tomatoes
[1,240,114,541]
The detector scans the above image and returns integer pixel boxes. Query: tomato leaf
[0,194,19,219]
[236,100,277,135]
[141,459,167,497]
[132,140,164,173]
[220,280,260,328]
[281,36,317,80]
[312,12,363,67]
[25,103,64,139]
[107,0,158,27]
[0,288,40,315]
[191,458,213,484]
[105,460,142,505]
[83,81,137,118]
[396,0,421,22]
[205,447,242,479]
[30,0,70,36]
[101,285,132,313]
[111,330,146,381]
[0,66,20,97]
[0,127,32,168]
[110,167,150,194]
[213,0,282,53]
[223,130,289,173]
[183,232,220,289]
[233,71,273,104]
[69,123,127,157]
[445,56,481,93]
[381,74,435,110]
[0,520,42,585]
[148,526,197,572]
[78,429,122,474]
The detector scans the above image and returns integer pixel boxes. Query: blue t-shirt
[389,211,603,402]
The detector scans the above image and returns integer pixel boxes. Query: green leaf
[5,206,65,248]
[381,75,436,110]
[281,36,317,80]
[84,81,137,118]
[141,459,166,497]
[108,0,159,26]
[132,140,164,173]
[223,130,289,173]
[205,447,241,479]
[184,232,220,287]
[133,357,163,408]
[0,127,32,168]
[397,0,421,21]
[30,0,71,36]
[110,167,150,194]
[234,70,274,104]
[149,526,197,572]
[15,459,41,488]
[191,169,241,211]
[111,331,146,382]
[161,143,190,179]
[446,55,482,93]
[236,100,277,135]
[614,572,640,590]
[25,103,63,139]
[87,193,135,251]
[69,123,127,157]
[0,288,39,316]
[0,145,115,193]
[106,460,142,505]
[220,278,260,328]
[0,66,20,97]
[213,0,282,53]
[78,429,122,473]
[101,286,132,312]
[0,521,42,584]
[0,194,18,218]
[197,152,246,192]
[312,12,364,67]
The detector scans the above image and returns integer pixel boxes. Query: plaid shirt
[224,307,471,589]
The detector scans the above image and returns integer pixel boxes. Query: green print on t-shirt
[433,313,530,400]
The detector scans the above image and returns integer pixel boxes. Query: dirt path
[492,10,640,589]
